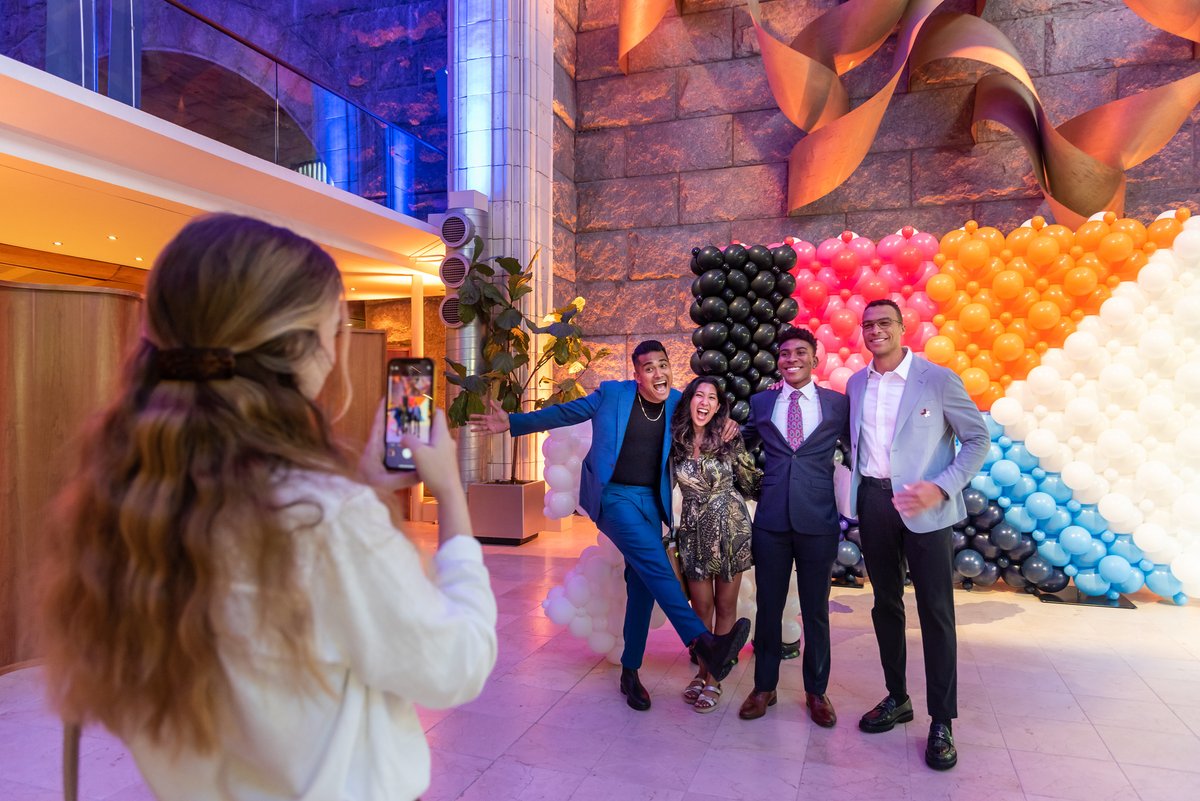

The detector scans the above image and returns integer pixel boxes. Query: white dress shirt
[859,347,913,478]
[127,470,498,801]
[771,379,822,445]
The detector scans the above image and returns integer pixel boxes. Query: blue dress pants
[599,483,707,669]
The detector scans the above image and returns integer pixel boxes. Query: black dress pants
[751,526,838,695]
[858,481,958,720]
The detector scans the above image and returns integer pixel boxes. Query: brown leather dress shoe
[738,690,777,720]
[806,692,837,728]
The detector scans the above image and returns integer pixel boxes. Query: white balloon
[1100,295,1137,330]
[1063,331,1100,362]
[990,396,1023,426]
[1061,461,1096,492]
[542,435,572,464]
[1138,259,1176,296]
[565,573,590,606]
[1173,230,1200,267]
[545,464,575,491]
[782,619,802,643]
[545,596,575,625]
[1170,552,1200,588]
[587,631,616,655]
[1024,429,1059,458]
[1138,328,1175,362]
[1027,365,1062,396]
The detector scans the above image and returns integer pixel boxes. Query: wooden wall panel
[0,281,142,670]
[318,328,387,453]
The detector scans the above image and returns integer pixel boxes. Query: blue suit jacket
[847,356,990,533]
[743,385,851,536]
[509,380,681,524]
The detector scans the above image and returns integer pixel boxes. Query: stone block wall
[562,0,1200,389]
[364,296,449,413]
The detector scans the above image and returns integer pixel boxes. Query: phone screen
[385,358,435,471]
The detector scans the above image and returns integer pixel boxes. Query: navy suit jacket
[509,380,681,524]
[742,385,851,536]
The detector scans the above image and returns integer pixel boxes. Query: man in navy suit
[470,341,750,710]
[737,328,851,726]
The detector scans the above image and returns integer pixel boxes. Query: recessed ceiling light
[135,257,143,262]
[107,235,118,241]
[52,241,62,246]
[350,287,357,291]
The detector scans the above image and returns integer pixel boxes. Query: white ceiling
[0,56,446,300]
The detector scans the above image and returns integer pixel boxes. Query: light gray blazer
[847,355,990,533]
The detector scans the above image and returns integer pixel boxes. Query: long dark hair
[671,376,737,461]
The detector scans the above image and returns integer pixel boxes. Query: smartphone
[384,358,435,471]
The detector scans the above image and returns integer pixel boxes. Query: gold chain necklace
[637,393,664,422]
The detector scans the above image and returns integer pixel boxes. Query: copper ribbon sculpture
[617,0,1200,222]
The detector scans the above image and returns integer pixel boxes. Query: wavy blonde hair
[41,214,347,751]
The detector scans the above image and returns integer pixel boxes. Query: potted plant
[445,242,608,543]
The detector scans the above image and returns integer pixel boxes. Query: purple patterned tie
[787,389,804,449]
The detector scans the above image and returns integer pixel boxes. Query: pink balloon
[875,233,905,262]
[875,264,906,292]
[815,237,845,265]
[910,231,940,260]
[791,239,816,264]
[846,236,877,263]
[828,366,854,393]
[815,323,840,353]
[844,353,867,371]
[905,291,938,320]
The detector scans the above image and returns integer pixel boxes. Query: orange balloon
[925,273,958,303]
[1148,216,1183,249]
[1045,318,1076,347]
[939,229,971,260]
[976,383,1005,411]
[1041,223,1076,250]
[1004,226,1036,256]
[974,226,1006,254]
[1007,287,1040,318]
[972,352,1003,380]
[1111,218,1147,249]
[1098,232,1134,265]
[1028,300,1062,330]
[979,320,1005,349]
[1073,219,1110,252]
[940,321,970,349]
[1040,286,1074,313]
[992,332,1025,362]
[961,367,991,397]
[1010,350,1041,379]
[1026,235,1060,267]
[1045,253,1075,285]
[1063,266,1099,297]
[925,335,957,365]
[949,352,972,376]
[960,302,991,333]
[972,289,1003,316]
[958,239,991,274]
[992,270,1025,300]
[1006,318,1035,346]
[1006,255,1037,284]
[1114,249,1148,282]
[1080,284,1112,314]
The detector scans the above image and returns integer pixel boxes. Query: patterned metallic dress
[674,442,758,582]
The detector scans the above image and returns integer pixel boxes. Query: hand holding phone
[384,358,435,471]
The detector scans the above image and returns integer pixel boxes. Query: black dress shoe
[858,695,914,733]
[619,668,651,711]
[691,618,751,682]
[925,722,957,770]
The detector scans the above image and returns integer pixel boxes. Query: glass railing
[0,0,447,220]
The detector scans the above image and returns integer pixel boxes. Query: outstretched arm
[490,388,604,437]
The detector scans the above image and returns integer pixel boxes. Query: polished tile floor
[3,518,1200,800]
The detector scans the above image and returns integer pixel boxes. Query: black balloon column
[689,242,799,424]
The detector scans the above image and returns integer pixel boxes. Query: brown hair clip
[155,347,236,381]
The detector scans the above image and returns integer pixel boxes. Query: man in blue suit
[847,299,988,770]
[470,340,750,710]
[737,328,851,727]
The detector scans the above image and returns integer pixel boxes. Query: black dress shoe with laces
[858,694,914,733]
[619,668,651,711]
[925,722,957,770]
[690,618,751,682]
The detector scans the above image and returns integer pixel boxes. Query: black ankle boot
[690,618,751,682]
[619,668,651,711]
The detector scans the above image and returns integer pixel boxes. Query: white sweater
[127,471,498,801]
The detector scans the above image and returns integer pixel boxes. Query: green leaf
[490,351,516,374]
[444,359,467,379]
[458,303,476,324]
[480,282,506,305]
[473,262,495,278]
[500,390,520,413]
[462,375,490,395]
[495,256,523,275]
[511,284,534,301]
[496,307,524,330]
[447,393,469,427]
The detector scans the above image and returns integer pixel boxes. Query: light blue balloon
[1005,443,1039,472]
[990,459,1021,487]
[1173,593,1189,606]
[998,496,1012,509]
[1031,467,1046,481]
[998,435,1013,449]
[1115,570,1145,595]
[1038,540,1072,567]
[1074,507,1108,535]
[1074,570,1112,597]
[1098,555,1133,584]
[1038,474,1073,504]
[1043,508,1073,537]
[1064,564,1078,577]
[984,413,1004,440]
[1108,536,1144,564]
[971,475,1003,500]
[1032,529,1046,542]
[1058,526,1094,556]
[1009,475,1038,503]
[981,443,1003,470]
[1145,565,1184,599]
[1024,492,1057,521]
[1075,539,1108,569]
[1004,506,1037,533]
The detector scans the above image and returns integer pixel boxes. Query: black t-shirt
[610,395,667,487]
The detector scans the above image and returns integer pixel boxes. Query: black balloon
[699,349,728,375]
[776,272,797,295]
[769,291,784,306]
[721,288,737,302]
[729,375,751,398]
[726,269,749,295]
[989,523,1020,551]
[845,526,862,546]
[750,271,777,296]
[1002,565,1029,588]
[722,341,737,357]
[723,244,748,269]
[700,296,728,322]
[952,530,969,551]
[727,297,751,321]
[697,245,723,271]
[692,328,705,348]
[690,255,705,276]
[974,562,1000,587]
[730,399,750,423]
[729,323,752,347]
[689,301,705,325]
[691,277,702,297]
[1007,534,1036,562]
[771,244,798,271]
[752,298,775,321]
[747,342,759,355]
[746,315,759,329]
[755,375,776,393]
[728,350,751,374]
[710,375,727,393]
[743,260,759,279]
[752,323,777,347]
[963,488,988,517]
[690,351,703,375]
[775,297,800,323]
[698,269,727,297]
[746,244,773,269]
[971,533,1000,561]
[972,503,1004,531]
[1020,555,1053,584]
[1036,569,1070,593]
[768,342,780,357]
[746,290,758,303]
[752,351,776,374]
[698,322,729,349]
[745,367,761,384]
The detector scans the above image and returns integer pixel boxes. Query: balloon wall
[541,422,592,520]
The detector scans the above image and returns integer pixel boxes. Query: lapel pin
[920,408,931,417]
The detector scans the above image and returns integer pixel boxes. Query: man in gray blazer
[847,299,988,771]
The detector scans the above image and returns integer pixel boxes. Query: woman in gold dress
[671,376,758,712]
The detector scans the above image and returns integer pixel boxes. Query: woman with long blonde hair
[41,213,496,800]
